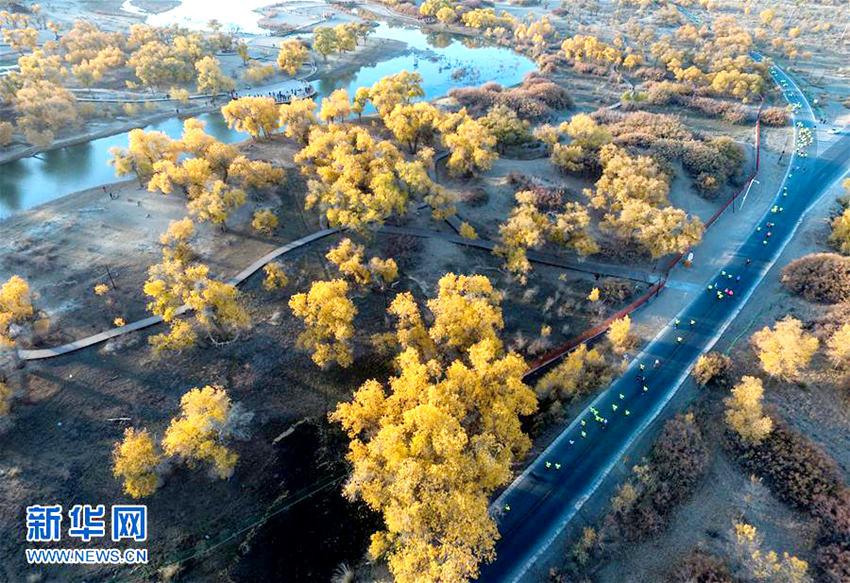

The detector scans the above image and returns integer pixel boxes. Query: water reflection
[0,23,535,218]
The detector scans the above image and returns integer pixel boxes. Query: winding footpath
[16,223,651,361]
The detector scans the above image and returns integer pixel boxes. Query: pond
[0,23,535,218]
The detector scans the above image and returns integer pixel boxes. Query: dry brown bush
[780,253,850,303]
[527,186,567,212]
[456,187,489,207]
[448,75,572,120]
[759,106,789,127]
[672,552,736,583]
[598,278,635,303]
[738,422,844,511]
[393,2,420,16]
[817,544,850,583]
[646,81,692,106]
[634,66,667,81]
[612,413,710,540]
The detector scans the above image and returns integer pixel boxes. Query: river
[0,20,534,218]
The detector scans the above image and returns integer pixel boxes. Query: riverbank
[0,34,405,167]
[0,135,316,343]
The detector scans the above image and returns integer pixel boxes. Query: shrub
[613,413,710,540]
[780,253,850,303]
[812,490,850,545]
[760,106,789,126]
[450,76,570,120]
[817,544,850,583]
[456,187,489,207]
[527,186,565,212]
[646,81,690,106]
[394,2,420,16]
[651,412,710,493]
[672,552,736,583]
[522,76,573,109]
[494,89,550,119]
[693,352,732,386]
[598,278,635,302]
[721,106,749,124]
[739,423,844,511]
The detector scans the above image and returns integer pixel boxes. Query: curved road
[477,64,850,582]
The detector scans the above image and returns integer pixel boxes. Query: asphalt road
[477,65,850,582]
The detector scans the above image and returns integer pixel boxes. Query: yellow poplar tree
[607,315,631,354]
[0,275,35,347]
[195,55,235,95]
[725,376,773,445]
[826,323,850,367]
[536,343,609,402]
[160,217,195,263]
[186,180,247,225]
[442,115,498,177]
[277,39,308,75]
[383,101,440,153]
[162,385,241,479]
[221,96,281,139]
[367,70,425,117]
[278,97,317,144]
[288,279,357,368]
[294,123,425,230]
[387,291,437,359]
[828,199,850,254]
[109,128,177,184]
[262,262,288,291]
[750,316,818,380]
[331,274,536,583]
[427,273,503,351]
[251,209,278,234]
[326,238,372,285]
[317,88,352,123]
[733,522,811,582]
[112,428,162,498]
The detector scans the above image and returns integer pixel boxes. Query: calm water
[0,23,534,218]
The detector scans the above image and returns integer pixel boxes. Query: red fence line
[525,106,765,378]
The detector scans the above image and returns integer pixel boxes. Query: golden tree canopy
[162,385,241,479]
[112,428,162,498]
[750,316,818,380]
[332,333,536,582]
[725,376,773,445]
[427,273,504,351]
[221,96,281,139]
[288,279,357,368]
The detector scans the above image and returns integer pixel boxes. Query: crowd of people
[227,81,315,103]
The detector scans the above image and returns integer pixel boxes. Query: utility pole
[105,266,118,290]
